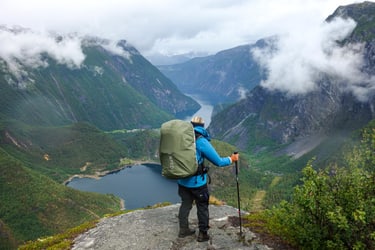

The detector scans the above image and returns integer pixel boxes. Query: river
[185,94,213,127]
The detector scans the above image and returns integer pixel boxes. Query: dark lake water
[67,164,180,210]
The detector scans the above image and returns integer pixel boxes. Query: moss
[19,220,99,250]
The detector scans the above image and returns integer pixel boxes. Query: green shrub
[266,126,375,249]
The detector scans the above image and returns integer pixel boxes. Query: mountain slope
[210,83,374,151]
[1,121,131,183]
[0,33,200,130]
[209,2,375,156]
[0,147,121,246]
[158,40,267,104]
[327,1,375,43]
[0,29,201,249]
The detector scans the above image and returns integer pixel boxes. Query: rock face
[209,1,375,153]
[208,1,375,152]
[209,82,374,151]
[72,204,273,250]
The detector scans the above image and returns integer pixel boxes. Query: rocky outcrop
[72,204,275,250]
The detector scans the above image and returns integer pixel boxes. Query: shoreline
[64,160,160,210]
[63,161,159,185]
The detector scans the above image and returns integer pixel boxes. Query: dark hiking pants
[178,184,210,232]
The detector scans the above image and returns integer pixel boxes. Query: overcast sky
[0,0,362,57]
[1,0,373,101]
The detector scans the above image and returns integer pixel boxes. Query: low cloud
[0,0,360,59]
[0,27,134,81]
[251,17,374,101]
[0,27,85,77]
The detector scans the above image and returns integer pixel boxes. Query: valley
[0,1,375,249]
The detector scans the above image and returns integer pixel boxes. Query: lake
[67,164,180,210]
[67,96,214,210]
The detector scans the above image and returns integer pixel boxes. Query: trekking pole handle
[233,152,239,175]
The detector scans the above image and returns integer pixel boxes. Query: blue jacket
[177,125,232,188]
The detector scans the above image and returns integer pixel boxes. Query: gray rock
[72,204,273,250]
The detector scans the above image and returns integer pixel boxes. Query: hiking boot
[197,231,210,242]
[178,228,196,238]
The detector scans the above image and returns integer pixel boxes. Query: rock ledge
[72,204,273,250]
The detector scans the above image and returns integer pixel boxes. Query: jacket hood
[194,126,211,141]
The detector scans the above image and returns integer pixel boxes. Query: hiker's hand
[230,153,239,162]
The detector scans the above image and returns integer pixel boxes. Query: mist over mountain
[0,27,200,247]
[0,27,199,130]
[209,1,375,153]
[1,2,375,249]
[157,1,375,156]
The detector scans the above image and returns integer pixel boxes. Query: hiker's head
[191,116,205,127]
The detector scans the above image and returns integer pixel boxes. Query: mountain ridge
[158,40,267,104]
[0,30,200,130]
[207,1,375,155]
[1,2,375,249]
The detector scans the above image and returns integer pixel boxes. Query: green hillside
[1,2,374,249]
[0,38,200,131]
[0,147,121,247]
[1,121,132,183]
[256,121,375,249]
[0,33,200,249]
[0,116,181,249]
[0,120,139,249]
[0,58,170,130]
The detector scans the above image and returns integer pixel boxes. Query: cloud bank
[0,0,360,58]
[0,28,85,77]
[251,17,374,101]
[0,27,133,80]
[0,0,372,99]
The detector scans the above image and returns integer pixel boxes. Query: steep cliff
[209,2,375,154]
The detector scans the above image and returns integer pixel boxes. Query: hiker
[178,116,239,242]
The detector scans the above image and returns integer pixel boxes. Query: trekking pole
[234,151,242,237]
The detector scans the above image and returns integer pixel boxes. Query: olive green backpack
[159,119,198,179]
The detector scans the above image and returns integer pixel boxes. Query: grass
[18,220,100,250]
[250,190,266,212]
[18,203,174,250]
[242,211,297,249]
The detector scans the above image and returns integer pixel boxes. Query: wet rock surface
[72,204,274,250]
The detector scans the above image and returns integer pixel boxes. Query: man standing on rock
[178,116,239,242]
